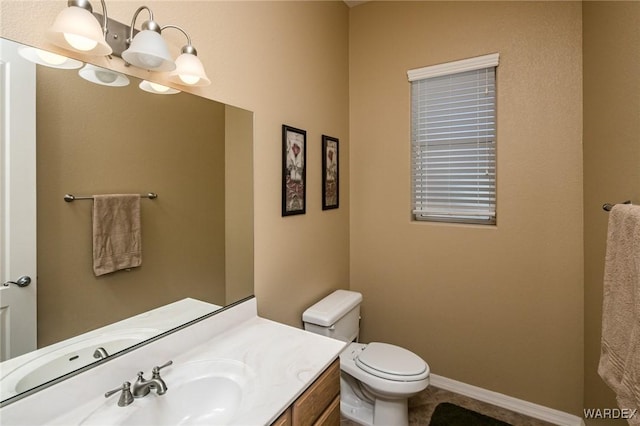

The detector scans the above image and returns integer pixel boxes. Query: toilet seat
[355,342,428,382]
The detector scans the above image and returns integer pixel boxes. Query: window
[408,53,499,225]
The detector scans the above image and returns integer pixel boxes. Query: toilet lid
[355,342,428,381]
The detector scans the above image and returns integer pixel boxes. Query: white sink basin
[125,376,242,425]
[80,359,255,426]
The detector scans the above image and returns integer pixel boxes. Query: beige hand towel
[92,194,142,276]
[598,204,640,423]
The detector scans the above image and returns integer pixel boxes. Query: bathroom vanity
[0,297,346,425]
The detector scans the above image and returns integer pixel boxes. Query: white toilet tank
[303,290,363,343]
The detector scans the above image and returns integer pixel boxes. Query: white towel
[598,204,640,423]
[92,194,142,276]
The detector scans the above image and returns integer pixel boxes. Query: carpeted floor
[341,386,557,426]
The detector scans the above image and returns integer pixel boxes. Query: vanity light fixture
[17,46,83,69]
[46,0,112,56]
[163,25,211,87]
[46,1,207,86]
[139,80,180,95]
[121,6,175,72]
[79,63,130,87]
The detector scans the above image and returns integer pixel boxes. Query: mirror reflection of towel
[92,194,142,276]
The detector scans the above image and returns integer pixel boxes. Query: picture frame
[322,135,339,210]
[282,125,307,216]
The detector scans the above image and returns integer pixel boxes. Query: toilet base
[341,393,374,426]
[372,398,408,425]
[340,375,410,426]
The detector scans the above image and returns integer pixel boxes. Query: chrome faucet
[132,360,173,398]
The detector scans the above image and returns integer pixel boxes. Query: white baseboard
[429,374,585,426]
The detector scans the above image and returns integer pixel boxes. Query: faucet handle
[105,381,134,407]
[152,360,173,377]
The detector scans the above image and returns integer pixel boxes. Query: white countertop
[0,297,346,425]
[179,316,346,424]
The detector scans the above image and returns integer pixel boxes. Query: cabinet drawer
[273,407,292,426]
[292,359,340,426]
[313,395,340,426]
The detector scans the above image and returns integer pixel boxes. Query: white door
[0,38,37,361]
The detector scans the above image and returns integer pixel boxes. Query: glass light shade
[168,53,211,86]
[64,33,97,51]
[46,6,112,55]
[17,46,83,69]
[79,64,130,87]
[139,80,180,95]
[122,30,175,72]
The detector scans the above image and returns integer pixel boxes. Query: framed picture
[322,135,339,210]
[282,125,307,216]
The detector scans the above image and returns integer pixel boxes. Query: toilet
[303,290,429,426]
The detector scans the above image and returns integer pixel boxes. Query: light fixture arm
[160,24,197,56]
[127,5,161,44]
[68,0,109,37]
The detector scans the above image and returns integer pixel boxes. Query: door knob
[2,276,31,287]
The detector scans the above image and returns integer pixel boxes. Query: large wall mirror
[0,37,254,404]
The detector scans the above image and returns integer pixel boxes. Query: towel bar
[64,193,158,202]
[603,200,631,212]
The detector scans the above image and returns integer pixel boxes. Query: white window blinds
[408,54,498,225]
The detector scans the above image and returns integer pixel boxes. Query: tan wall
[35,64,226,346]
[583,2,640,420]
[0,0,351,328]
[349,1,584,414]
